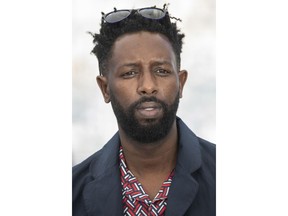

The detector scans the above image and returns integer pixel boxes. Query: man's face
[97,31,187,143]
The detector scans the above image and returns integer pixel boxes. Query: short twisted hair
[90,7,185,75]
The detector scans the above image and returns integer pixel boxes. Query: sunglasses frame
[102,7,168,24]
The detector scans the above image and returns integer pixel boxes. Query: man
[73,5,215,216]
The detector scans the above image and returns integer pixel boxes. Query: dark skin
[97,31,188,200]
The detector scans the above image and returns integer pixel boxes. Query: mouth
[135,102,163,119]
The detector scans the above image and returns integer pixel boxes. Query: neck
[118,120,178,177]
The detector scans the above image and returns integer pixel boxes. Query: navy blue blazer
[73,118,216,216]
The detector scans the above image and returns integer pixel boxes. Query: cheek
[161,80,180,102]
[109,81,138,105]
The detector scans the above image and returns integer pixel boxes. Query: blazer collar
[175,117,202,173]
[88,117,201,178]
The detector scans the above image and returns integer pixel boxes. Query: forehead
[108,31,177,66]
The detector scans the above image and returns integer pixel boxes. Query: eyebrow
[119,63,140,68]
[119,60,173,68]
[150,60,173,67]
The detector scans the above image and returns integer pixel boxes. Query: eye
[154,68,171,76]
[121,71,138,78]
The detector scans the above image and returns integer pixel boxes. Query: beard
[110,92,180,143]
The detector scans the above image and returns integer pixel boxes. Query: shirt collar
[119,146,174,203]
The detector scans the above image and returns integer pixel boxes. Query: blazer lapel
[165,168,199,216]
[165,118,202,216]
[83,166,123,216]
[82,133,123,216]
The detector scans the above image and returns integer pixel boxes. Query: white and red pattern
[119,146,174,216]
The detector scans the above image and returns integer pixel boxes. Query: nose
[137,71,158,96]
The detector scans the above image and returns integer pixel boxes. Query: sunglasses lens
[105,10,131,23]
[138,8,166,19]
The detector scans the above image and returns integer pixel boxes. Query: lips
[136,102,162,118]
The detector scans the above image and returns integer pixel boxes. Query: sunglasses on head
[102,6,168,23]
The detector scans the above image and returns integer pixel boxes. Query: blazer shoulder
[197,137,216,178]
[198,137,216,156]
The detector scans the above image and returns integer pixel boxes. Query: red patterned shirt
[119,146,174,216]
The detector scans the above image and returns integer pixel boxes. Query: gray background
[73,0,215,165]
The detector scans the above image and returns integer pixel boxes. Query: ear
[178,70,188,98]
[96,75,110,103]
